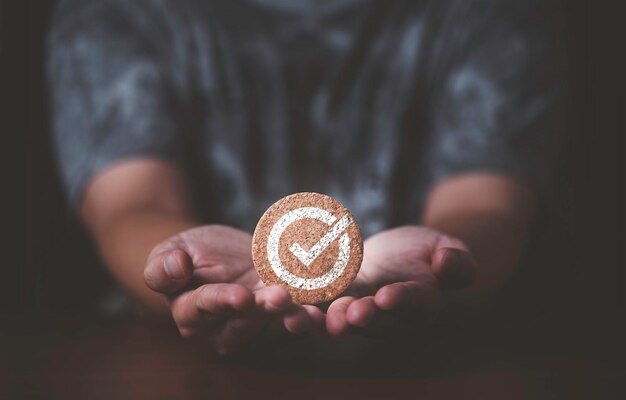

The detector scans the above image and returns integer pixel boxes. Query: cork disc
[252,192,363,304]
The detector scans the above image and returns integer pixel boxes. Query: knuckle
[146,239,176,262]
[169,248,188,269]
[196,285,217,308]
[143,266,161,290]
[142,267,154,285]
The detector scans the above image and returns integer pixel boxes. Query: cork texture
[252,192,363,304]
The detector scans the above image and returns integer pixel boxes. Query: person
[47,0,560,354]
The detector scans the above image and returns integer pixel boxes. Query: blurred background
[1,0,623,398]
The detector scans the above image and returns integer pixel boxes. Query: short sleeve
[47,0,182,208]
[423,0,562,190]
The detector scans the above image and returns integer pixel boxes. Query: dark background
[2,0,623,351]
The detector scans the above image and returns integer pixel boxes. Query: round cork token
[252,192,363,305]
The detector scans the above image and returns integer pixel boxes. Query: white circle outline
[267,207,350,290]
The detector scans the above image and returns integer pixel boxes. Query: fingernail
[443,250,462,275]
[163,253,185,280]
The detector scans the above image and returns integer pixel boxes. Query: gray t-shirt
[48,0,559,236]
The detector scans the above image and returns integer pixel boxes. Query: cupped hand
[143,225,324,354]
[326,226,476,337]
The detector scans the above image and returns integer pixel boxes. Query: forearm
[79,160,198,317]
[92,207,198,317]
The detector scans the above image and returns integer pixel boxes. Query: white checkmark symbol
[289,214,352,268]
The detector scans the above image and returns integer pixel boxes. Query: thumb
[431,246,476,290]
[144,248,194,294]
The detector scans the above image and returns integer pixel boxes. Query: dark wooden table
[1,315,623,399]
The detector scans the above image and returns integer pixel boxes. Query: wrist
[95,209,199,315]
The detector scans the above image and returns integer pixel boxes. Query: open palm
[326,226,476,336]
[144,225,324,354]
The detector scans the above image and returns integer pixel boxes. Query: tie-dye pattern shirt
[48,0,560,236]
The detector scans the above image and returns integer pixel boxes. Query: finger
[374,281,440,313]
[345,296,377,328]
[326,296,357,336]
[196,283,255,315]
[264,304,324,335]
[302,305,325,333]
[351,309,404,338]
[281,305,315,334]
[172,283,254,330]
[256,287,325,334]
[215,312,265,355]
[254,286,292,313]
[431,247,476,289]
[144,248,193,294]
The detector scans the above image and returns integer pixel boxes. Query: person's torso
[150,0,436,235]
